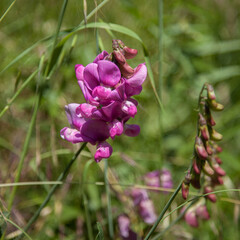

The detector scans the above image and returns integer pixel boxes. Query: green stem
[16,143,87,240]
[83,193,94,240]
[104,159,114,239]
[158,0,164,165]
[144,181,182,240]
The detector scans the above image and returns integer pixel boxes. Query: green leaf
[95,222,105,240]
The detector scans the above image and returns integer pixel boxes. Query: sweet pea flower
[61,40,147,162]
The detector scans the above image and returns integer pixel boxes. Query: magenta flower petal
[139,199,157,224]
[118,215,130,238]
[93,51,109,63]
[98,60,121,87]
[121,100,137,117]
[125,83,142,97]
[124,124,140,137]
[185,210,199,228]
[92,86,112,100]
[65,104,86,129]
[131,188,149,205]
[145,171,161,188]
[196,205,210,220]
[83,63,100,90]
[126,63,147,87]
[81,120,110,142]
[109,119,124,139]
[94,141,113,162]
[160,169,173,191]
[60,127,94,144]
[75,64,85,81]
[76,103,97,118]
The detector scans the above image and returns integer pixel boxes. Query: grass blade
[0,0,16,23]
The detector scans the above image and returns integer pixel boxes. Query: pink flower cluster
[61,40,147,162]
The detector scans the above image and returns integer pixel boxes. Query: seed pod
[195,137,208,159]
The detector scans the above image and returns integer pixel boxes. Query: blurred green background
[0,0,239,239]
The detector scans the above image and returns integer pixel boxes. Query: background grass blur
[0,0,239,239]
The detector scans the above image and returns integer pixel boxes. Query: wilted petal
[93,50,109,63]
[121,100,137,117]
[109,119,124,139]
[98,60,121,87]
[83,63,100,90]
[76,103,97,118]
[94,141,113,162]
[126,63,147,87]
[124,124,140,137]
[139,199,157,224]
[92,86,112,100]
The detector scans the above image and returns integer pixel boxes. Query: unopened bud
[203,161,214,176]
[182,172,191,200]
[213,163,226,176]
[195,137,208,159]
[208,99,224,111]
[210,129,223,141]
[123,46,138,59]
[113,50,126,64]
[193,158,201,174]
[204,186,217,202]
[214,156,222,165]
[206,84,216,100]
[191,172,201,189]
[199,114,210,140]
[205,141,213,155]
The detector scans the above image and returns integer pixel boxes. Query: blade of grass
[0,0,16,23]
[0,69,38,119]
[0,0,110,76]
[104,159,114,239]
[16,143,87,240]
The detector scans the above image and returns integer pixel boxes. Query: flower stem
[144,181,182,240]
[16,143,87,240]
[104,159,114,239]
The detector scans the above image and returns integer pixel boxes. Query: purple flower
[117,215,138,240]
[131,188,157,225]
[61,40,147,162]
[144,169,173,193]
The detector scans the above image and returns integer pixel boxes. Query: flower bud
[199,114,210,140]
[203,161,214,176]
[193,158,201,175]
[195,137,208,159]
[214,156,222,164]
[94,141,113,162]
[196,205,210,220]
[185,209,199,228]
[121,100,137,117]
[182,172,191,199]
[208,99,224,111]
[118,62,135,78]
[191,172,201,189]
[113,49,126,64]
[210,129,223,141]
[123,46,138,59]
[213,163,226,176]
[206,84,216,100]
[118,215,130,238]
[205,141,213,155]
[204,186,217,202]
[109,120,124,139]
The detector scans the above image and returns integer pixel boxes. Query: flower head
[61,40,147,162]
